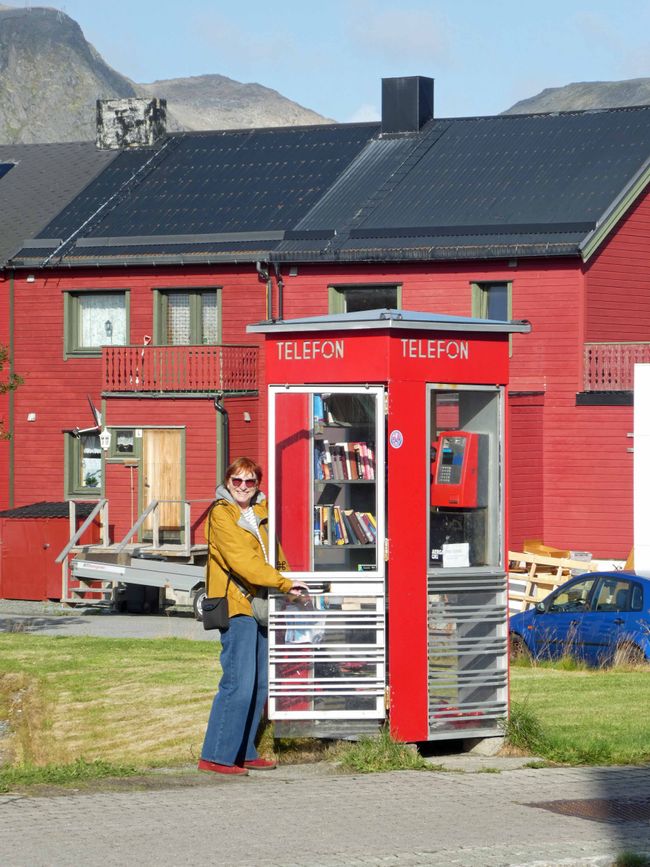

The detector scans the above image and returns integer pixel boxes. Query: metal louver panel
[428,572,508,738]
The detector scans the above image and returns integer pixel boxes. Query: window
[472,282,511,321]
[548,577,596,613]
[329,284,401,314]
[154,289,220,345]
[66,432,102,496]
[594,578,643,612]
[113,429,135,456]
[64,291,129,357]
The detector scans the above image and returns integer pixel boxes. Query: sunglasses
[230,476,258,489]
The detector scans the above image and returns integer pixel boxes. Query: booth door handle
[614,618,625,625]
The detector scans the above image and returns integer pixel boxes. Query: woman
[199,456,308,776]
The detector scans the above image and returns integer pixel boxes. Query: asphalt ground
[1,600,650,866]
[0,598,214,641]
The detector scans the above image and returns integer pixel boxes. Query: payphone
[430,431,484,508]
[249,308,530,744]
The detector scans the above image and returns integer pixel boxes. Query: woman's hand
[287,581,309,598]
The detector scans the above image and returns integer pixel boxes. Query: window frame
[471,281,512,321]
[153,287,222,346]
[65,431,102,499]
[63,289,130,359]
[328,283,402,315]
[471,281,513,354]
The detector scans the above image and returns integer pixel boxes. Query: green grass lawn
[1,633,649,792]
[0,633,219,788]
[510,663,650,765]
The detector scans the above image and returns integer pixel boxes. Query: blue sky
[39,0,650,120]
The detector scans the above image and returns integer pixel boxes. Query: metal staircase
[57,498,210,607]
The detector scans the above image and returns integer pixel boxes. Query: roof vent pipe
[381,76,434,134]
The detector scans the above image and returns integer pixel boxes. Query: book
[358,512,376,542]
[345,510,369,544]
[313,394,325,424]
[352,443,364,479]
[314,444,324,480]
[321,439,332,480]
[341,509,361,544]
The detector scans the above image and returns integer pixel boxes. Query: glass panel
[428,588,507,735]
[343,286,397,312]
[115,429,135,455]
[79,433,101,489]
[166,292,191,344]
[486,284,508,320]
[313,392,378,573]
[428,388,500,570]
[273,390,379,573]
[201,291,219,343]
[549,578,596,612]
[272,590,384,716]
[79,294,126,347]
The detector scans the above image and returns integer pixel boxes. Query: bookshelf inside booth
[312,391,378,572]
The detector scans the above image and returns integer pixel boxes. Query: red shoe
[198,758,248,775]
[242,757,277,770]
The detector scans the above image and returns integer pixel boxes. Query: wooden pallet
[508,550,597,611]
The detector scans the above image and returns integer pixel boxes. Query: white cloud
[346,103,381,122]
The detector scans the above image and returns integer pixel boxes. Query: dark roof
[0,141,117,266]
[10,106,650,268]
[0,501,97,519]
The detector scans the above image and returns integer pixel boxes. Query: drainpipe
[256,260,273,321]
[273,263,284,321]
[8,270,14,507]
[214,393,229,481]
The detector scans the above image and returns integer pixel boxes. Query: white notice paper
[442,542,470,568]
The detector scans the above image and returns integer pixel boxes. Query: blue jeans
[201,614,268,766]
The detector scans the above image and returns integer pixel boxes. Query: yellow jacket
[205,489,292,618]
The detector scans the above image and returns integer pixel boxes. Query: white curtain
[79,294,126,346]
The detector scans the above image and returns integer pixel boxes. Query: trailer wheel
[192,585,206,622]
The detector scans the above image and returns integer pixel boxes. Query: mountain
[138,76,331,131]
[0,5,330,144]
[504,78,650,114]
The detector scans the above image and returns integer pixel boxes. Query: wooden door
[142,429,183,541]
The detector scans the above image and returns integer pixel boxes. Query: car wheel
[613,641,645,667]
[509,633,531,663]
[192,585,206,622]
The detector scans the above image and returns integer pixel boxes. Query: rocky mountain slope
[504,78,650,114]
[0,5,329,144]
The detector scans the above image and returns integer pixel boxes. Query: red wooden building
[2,78,650,599]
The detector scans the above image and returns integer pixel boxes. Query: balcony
[103,344,258,393]
[583,342,650,392]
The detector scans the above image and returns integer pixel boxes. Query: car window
[630,582,644,612]
[593,577,643,612]
[548,577,596,613]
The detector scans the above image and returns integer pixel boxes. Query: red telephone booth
[249,309,530,743]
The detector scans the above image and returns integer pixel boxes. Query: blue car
[509,571,650,666]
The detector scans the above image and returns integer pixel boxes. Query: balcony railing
[584,342,650,391]
[103,344,258,393]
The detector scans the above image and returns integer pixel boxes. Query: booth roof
[247,308,532,334]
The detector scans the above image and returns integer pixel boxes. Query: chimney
[96,97,167,149]
[381,76,434,134]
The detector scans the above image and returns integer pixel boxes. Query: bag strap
[206,501,257,600]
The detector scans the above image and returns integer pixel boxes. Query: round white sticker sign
[389,429,404,449]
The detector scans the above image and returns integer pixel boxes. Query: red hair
[224,456,262,485]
